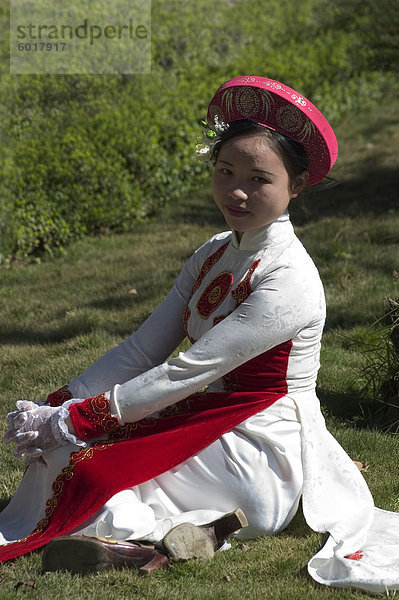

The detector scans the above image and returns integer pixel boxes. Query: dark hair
[212,119,309,185]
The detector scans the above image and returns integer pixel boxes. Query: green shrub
[0,0,398,259]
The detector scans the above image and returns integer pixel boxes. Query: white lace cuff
[51,399,87,448]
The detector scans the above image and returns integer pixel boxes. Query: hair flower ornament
[195,116,229,165]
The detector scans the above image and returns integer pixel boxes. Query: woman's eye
[253,176,268,184]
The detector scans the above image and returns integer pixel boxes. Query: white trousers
[74,397,303,542]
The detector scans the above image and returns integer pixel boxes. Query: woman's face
[212,133,307,240]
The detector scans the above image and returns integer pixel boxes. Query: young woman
[3,76,399,592]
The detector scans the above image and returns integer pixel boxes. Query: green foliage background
[0,0,398,260]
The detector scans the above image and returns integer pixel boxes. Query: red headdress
[206,76,338,185]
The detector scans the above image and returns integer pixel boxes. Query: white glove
[4,401,73,464]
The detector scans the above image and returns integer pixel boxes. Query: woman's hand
[4,401,76,464]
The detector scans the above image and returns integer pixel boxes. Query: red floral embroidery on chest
[196,271,234,319]
[214,259,261,326]
[184,248,261,341]
[183,242,229,339]
[231,260,260,305]
[191,242,230,296]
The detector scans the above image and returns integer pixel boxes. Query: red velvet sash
[0,342,292,561]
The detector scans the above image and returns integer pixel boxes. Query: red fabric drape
[0,342,292,561]
[0,391,282,561]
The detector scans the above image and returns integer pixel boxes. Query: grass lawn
[0,102,398,599]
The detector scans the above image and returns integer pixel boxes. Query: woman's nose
[228,187,248,202]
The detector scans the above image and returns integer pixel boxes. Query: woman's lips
[225,204,250,217]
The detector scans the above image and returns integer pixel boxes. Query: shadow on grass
[0,319,143,346]
[289,165,398,227]
[0,322,97,346]
[0,498,10,512]
[163,165,398,229]
[319,388,366,421]
[283,501,312,539]
[160,189,226,228]
[318,388,399,433]
[323,314,381,334]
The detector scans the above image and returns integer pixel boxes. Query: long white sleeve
[111,251,325,423]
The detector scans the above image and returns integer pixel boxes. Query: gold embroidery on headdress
[222,89,234,117]
[221,87,274,120]
[276,105,305,133]
[297,118,316,142]
[235,88,260,117]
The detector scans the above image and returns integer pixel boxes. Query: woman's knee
[234,493,301,540]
